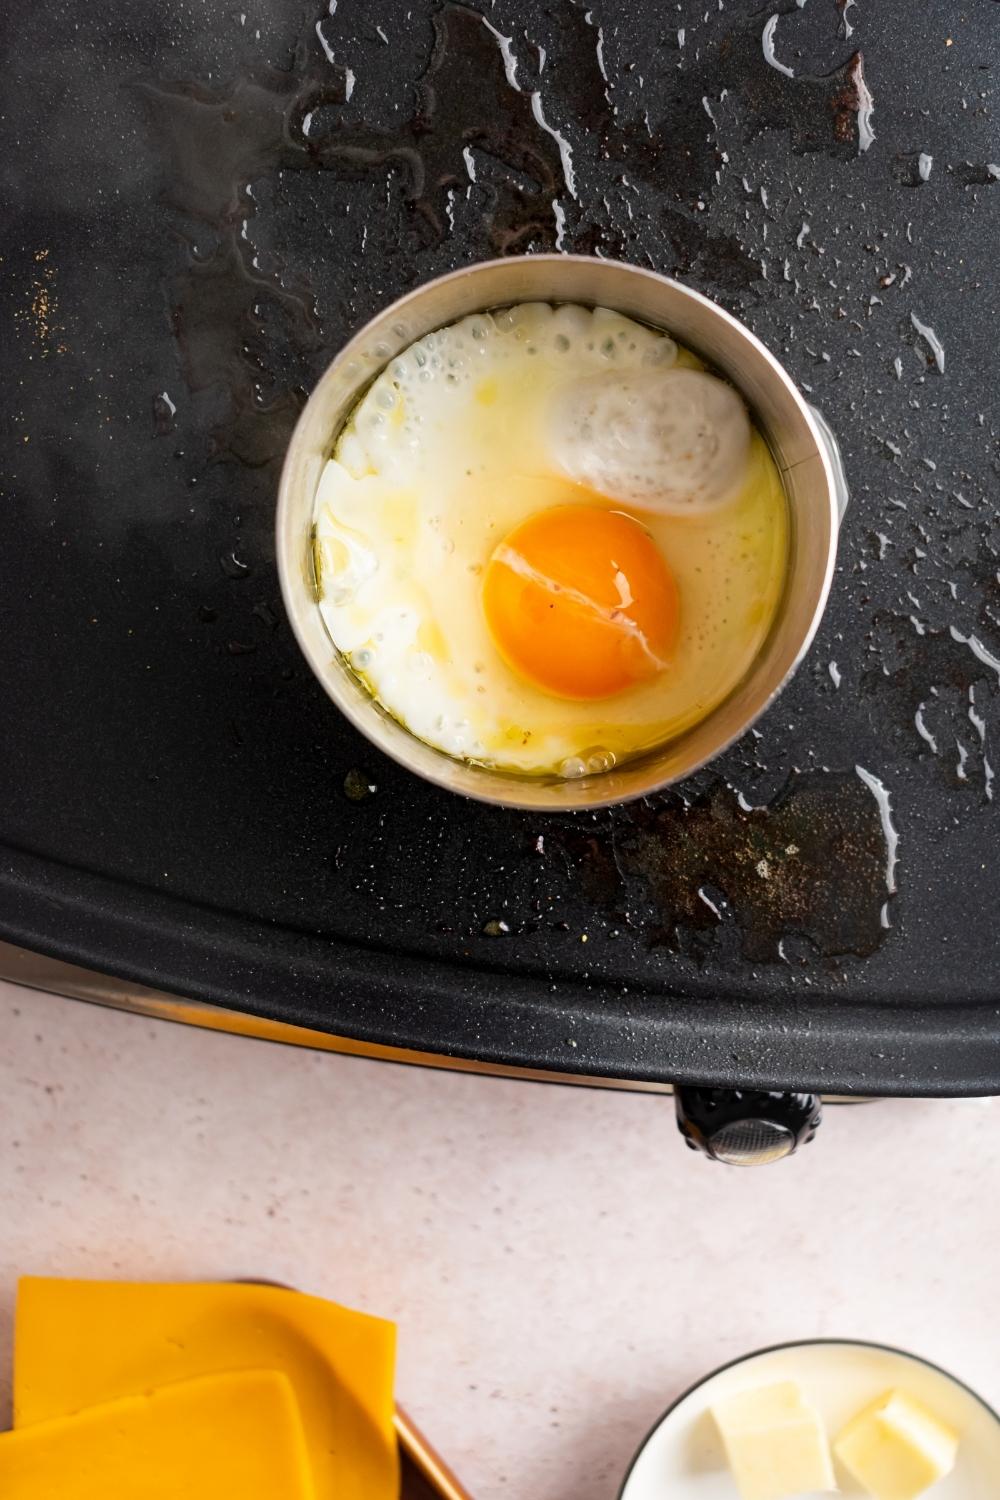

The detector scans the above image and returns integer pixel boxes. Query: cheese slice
[15,1278,397,1500]
[0,1369,314,1499]
[834,1389,960,1500]
[712,1380,836,1500]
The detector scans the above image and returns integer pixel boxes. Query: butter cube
[834,1389,959,1500]
[712,1380,836,1500]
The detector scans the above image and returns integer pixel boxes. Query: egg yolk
[482,504,679,700]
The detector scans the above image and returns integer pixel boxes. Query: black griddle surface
[3,0,1000,1094]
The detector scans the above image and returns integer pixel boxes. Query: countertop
[2,980,998,1497]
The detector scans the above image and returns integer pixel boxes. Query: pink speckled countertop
[1,978,997,1498]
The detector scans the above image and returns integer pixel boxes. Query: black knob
[675,1088,822,1165]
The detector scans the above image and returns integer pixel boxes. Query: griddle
[3,0,999,1096]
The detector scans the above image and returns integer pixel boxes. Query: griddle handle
[675,1087,822,1165]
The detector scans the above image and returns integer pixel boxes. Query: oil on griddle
[3,0,999,1003]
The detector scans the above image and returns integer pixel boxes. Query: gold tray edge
[395,1407,474,1500]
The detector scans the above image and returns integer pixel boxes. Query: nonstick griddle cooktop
[3,0,1000,1096]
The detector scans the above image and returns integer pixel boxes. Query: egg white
[313,302,787,776]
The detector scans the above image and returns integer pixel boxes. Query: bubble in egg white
[314,523,379,605]
[549,367,751,514]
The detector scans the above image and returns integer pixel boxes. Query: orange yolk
[481,505,679,700]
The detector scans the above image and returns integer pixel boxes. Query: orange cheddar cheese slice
[15,1278,397,1500]
[0,1369,315,1499]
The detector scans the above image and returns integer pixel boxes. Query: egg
[312,301,787,777]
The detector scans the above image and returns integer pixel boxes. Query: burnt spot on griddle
[555,773,895,963]
[633,10,877,172]
[830,52,873,148]
[756,44,874,156]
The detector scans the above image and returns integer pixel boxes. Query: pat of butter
[834,1389,959,1500]
[712,1380,836,1500]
